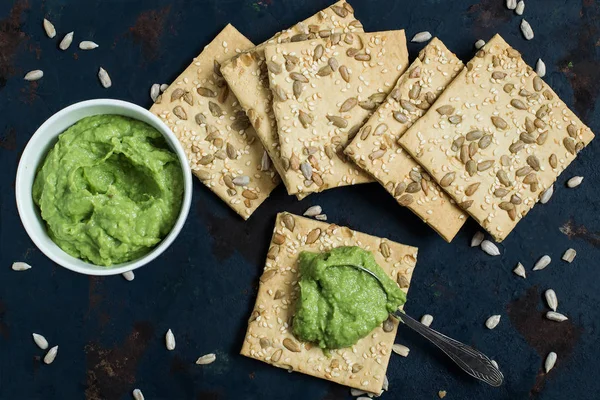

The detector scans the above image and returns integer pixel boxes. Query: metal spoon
[343,263,504,387]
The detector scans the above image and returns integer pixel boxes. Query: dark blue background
[1,0,599,399]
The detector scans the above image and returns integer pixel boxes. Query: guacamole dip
[33,115,184,266]
[292,246,406,349]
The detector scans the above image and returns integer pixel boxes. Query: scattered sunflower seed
[196,353,217,365]
[471,231,485,247]
[545,352,557,373]
[562,248,576,263]
[567,176,583,188]
[521,19,534,40]
[12,261,32,271]
[32,333,49,350]
[515,0,525,15]
[315,214,327,221]
[546,311,568,322]
[545,289,558,311]
[165,329,175,351]
[303,205,322,217]
[474,39,486,49]
[122,270,135,281]
[79,40,99,50]
[24,70,43,81]
[150,83,160,102]
[439,390,447,399]
[411,31,432,43]
[533,255,551,271]
[481,240,500,256]
[392,343,410,357]
[43,18,56,38]
[513,262,526,278]
[485,315,501,329]
[133,388,145,400]
[536,58,546,77]
[383,375,389,391]
[350,389,368,397]
[44,345,58,364]
[420,314,433,327]
[491,360,499,369]
[540,185,553,204]
[98,67,111,88]
[506,0,517,9]
[59,32,74,50]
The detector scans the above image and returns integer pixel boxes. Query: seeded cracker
[150,25,278,219]
[345,38,466,242]
[241,212,417,393]
[220,1,363,197]
[399,34,595,242]
[265,31,409,195]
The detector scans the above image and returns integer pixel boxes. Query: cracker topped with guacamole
[294,246,406,349]
[33,115,184,266]
[241,212,417,393]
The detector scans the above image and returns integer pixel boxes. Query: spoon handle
[394,311,504,387]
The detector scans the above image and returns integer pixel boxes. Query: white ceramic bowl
[16,99,193,276]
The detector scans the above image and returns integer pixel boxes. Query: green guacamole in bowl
[32,114,184,266]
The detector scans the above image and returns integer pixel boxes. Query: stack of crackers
[151,1,594,393]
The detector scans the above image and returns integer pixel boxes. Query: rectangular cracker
[150,24,279,220]
[220,1,363,196]
[265,31,410,195]
[241,212,418,394]
[399,34,595,242]
[345,38,467,242]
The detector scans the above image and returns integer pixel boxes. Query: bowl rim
[15,98,193,276]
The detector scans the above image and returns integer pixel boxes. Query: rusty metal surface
[0,0,599,399]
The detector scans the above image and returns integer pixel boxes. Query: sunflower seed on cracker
[122,271,135,281]
[567,176,583,188]
[303,205,322,217]
[133,388,145,400]
[513,262,526,278]
[165,329,176,350]
[540,185,553,204]
[471,231,484,247]
[98,67,112,88]
[485,315,501,329]
[546,311,568,322]
[515,0,525,15]
[533,255,551,271]
[545,289,558,311]
[474,39,486,49]
[420,314,433,327]
[33,333,49,350]
[59,32,74,50]
[536,58,546,77]
[196,353,217,365]
[79,40,99,50]
[521,19,534,40]
[12,261,32,271]
[44,345,58,364]
[43,18,56,38]
[506,0,517,9]
[411,31,432,43]
[24,70,43,81]
[562,248,576,263]
[545,352,557,373]
[392,343,410,357]
[481,240,500,256]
